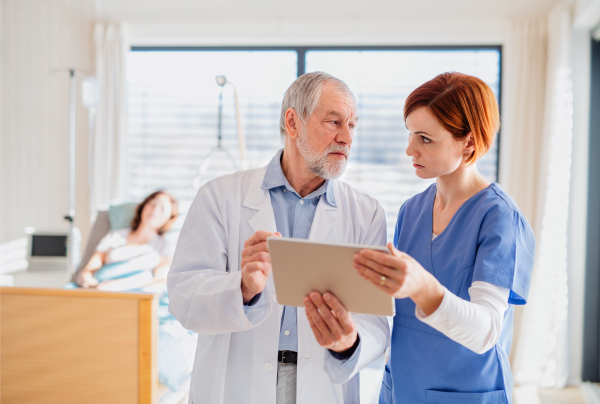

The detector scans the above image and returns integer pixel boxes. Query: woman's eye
[421,136,431,143]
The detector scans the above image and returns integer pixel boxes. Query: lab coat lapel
[308,180,338,242]
[243,173,277,234]
[242,172,281,316]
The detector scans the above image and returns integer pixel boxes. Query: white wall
[98,0,561,46]
[0,0,95,249]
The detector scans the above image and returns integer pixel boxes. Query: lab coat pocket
[426,389,506,404]
[378,364,393,404]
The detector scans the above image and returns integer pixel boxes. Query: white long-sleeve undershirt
[415,280,510,355]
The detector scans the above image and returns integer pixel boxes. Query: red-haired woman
[353,73,535,404]
[74,191,179,291]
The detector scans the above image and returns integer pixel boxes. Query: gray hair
[279,71,354,138]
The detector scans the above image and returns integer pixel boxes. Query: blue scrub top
[380,183,535,404]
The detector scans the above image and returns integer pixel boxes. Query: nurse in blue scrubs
[353,72,535,404]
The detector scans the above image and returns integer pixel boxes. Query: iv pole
[50,68,87,275]
[64,69,81,275]
[192,75,249,189]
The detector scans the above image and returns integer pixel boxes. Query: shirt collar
[261,149,337,207]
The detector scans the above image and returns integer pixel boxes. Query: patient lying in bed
[68,191,196,393]
[72,190,178,291]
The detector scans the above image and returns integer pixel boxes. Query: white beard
[296,127,350,180]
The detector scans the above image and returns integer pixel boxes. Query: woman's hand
[73,269,98,288]
[353,243,445,316]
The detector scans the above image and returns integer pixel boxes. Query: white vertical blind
[126,49,500,238]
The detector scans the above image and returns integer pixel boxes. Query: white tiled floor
[514,385,589,404]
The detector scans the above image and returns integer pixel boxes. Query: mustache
[325,144,350,157]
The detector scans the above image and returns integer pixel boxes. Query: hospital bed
[0,286,160,403]
[0,207,192,404]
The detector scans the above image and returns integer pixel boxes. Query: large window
[126,50,298,201]
[127,47,501,238]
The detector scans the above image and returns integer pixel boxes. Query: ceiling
[98,0,567,22]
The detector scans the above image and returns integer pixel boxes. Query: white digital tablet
[267,237,395,316]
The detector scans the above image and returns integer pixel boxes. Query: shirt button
[272,295,277,303]
[265,362,273,371]
[299,200,304,205]
[284,330,290,336]
[283,189,287,192]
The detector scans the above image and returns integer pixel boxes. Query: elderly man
[167,72,389,404]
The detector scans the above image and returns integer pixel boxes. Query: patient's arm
[96,255,172,291]
[152,256,172,280]
[73,252,106,288]
[96,271,154,291]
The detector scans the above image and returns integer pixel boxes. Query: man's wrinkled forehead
[316,86,358,120]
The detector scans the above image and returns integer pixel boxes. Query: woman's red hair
[404,72,500,164]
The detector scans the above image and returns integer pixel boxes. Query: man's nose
[336,124,353,145]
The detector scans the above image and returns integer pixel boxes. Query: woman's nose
[406,136,417,157]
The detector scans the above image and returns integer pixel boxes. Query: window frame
[131,45,503,180]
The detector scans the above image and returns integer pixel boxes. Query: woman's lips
[413,163,424,169]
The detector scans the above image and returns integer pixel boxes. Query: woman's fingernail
[324,294,331,301]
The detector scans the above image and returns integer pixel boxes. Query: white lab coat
[167,165,390,404]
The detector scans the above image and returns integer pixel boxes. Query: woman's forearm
[415,281,510,354]
[411,271,445,316]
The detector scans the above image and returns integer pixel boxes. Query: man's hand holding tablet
[304,292,358,353]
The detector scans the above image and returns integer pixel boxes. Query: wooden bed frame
[0,287,158,404]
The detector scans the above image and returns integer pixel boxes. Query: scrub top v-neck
[381,183,535,404]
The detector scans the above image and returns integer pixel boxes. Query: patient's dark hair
[131,190,178,235]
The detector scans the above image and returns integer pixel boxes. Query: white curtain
[90,22,129,214]
[504,2,573,389]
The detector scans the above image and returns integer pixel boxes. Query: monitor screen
[31,235,67,257]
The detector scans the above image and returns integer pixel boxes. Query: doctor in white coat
[167,72,390,404]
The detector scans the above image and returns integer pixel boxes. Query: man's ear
[285,108,301,140]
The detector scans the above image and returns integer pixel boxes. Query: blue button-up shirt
[246,149,360,364]
[261,149,336,352]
